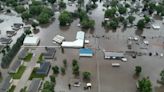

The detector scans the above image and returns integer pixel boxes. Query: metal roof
[104,52,124,58]
[42,48,56,59]
[28,78,42,92]
[36,62,51,75]
[9,60,22,73]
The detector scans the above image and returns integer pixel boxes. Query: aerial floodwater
[0,0,164,92]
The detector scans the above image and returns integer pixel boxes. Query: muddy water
[35,0,164,92]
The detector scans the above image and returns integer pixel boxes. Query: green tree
[137,19,145,30]
[1,49,6,55]
[105,8,116,18]
[109,20,118,30]
[32,22,38,30]
[127,15,135,24]
[59,0,66,10]
[144,15,150,23]
[60,67,65,75]
[160,69,164,84]
[59,11,72,26]
[50,75,56,83]
[83,71,91,81]
[21,11,31,20]
[72,64,79,76]
[123,20,128,28]
[63,59,67,68]
[138,77,152,92]
[47,0,56,4]
[37,12,50,24]
[118,6,127,14]
[42,81,54,92]
[72,59,78,67]
[135,66,142,76]
[15,5,26,13]
[29,5,43,15]
[6,45,10,51]
[81,19,95,29]
[52,66,59,74]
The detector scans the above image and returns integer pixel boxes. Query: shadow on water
[153,14,162,20]
[135,29,143,36]
[59,26,70,31]
[33,29,40,34]
[155,85,164,92]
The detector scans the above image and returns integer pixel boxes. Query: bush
[81,19,95,29]
[59,11,72,26]
[50,75,56,83]
[60,67,65,75]
[52,66,59,75]
[63,59,67,68]
[83,71,91,81]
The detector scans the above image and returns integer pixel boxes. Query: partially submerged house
[0,76,13,92]
[23,36,40,46]
[0,37,12,44]
[18,48,28,59]
[79,48,93,57]
[27,78,42,92]
[8,60,23,73]
[42,47,56,59]
[36,62,51,75]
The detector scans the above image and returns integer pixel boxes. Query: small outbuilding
[28,78,42,92]
[23,36,40,46]
[18,48,28,59]
[79,48,93,57]
[53,35,64,44]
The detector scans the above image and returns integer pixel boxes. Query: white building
[23,36,40,46]
[61,31,85,48]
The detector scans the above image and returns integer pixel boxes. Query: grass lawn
[29,68,46,80]
[24,53,33,62]
[10,66,26,79]
[37,54,44,63]
[8,85,16,92]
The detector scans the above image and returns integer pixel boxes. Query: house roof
[28,78,42,92]
[0,37,12,44]
[9,60,22,73]
[18,48,28,59]
[0,76,12,92]
[76,31,85,40]
[79,48,93,56]
[36,62,51,75]
[42,48,56,59]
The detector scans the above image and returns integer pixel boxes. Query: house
[0,37,12,44]
[0,76,13,92]
[27,78,42,92]
[6,30,16,37]
[104,51,124,59]
[79,48,93,57]
[8,60,23,73]
[36,62,51,75]
[23,36,40,46]
[61,31,85,48]
[18,48,28,59]
[42,47,56,59]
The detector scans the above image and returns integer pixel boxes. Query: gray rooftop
[42,47,56,59]
[0,76,12,92]
[104,52,124,58]
[36,62,51,75]
[18,48,28,59]
[9,60,22,73]
[28,78,42,92]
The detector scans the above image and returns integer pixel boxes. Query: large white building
[23,36,40,46]
[61,31,85,48]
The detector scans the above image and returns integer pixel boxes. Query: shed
[104,52,124,59]
[79,48,93,57]
[9,60,23,73]
[53,35,64,44]
[28,78,42,92]
[23,36,40,46]
[36,62,51,75]
[0,76,13,92]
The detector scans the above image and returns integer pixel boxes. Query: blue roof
[79,48,93,54]
[36,62,51,75]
